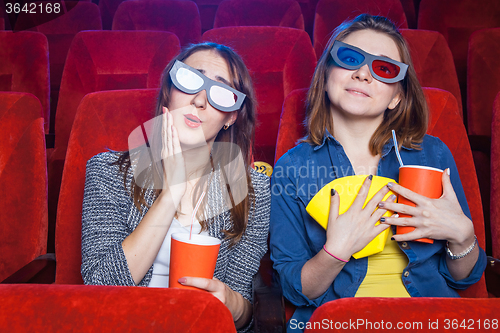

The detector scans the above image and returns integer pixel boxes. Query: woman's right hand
[324,175,395,261]
[161,107,186,206]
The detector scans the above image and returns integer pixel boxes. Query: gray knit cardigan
[81,151,271,331]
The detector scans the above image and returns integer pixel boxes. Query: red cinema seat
[0,31,50,133]
[418,0,500,114]
[0,92,48,283]
[276,87,487,297]
[55,89,158,284]
[0,17,4,30]
[305,298,500,332]
[191,0,224,33]
[399,0,417,29]
[467,28,500,137]
[313,0,408,58]
[112,0,202,48]
[0,284,236,333]
[401,29,462,116]
[202,27,316,165]
[15,1,102,134]
[491,92,500,258]
[213,0,304,30]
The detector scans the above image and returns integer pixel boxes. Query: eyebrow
[197,69,232,86]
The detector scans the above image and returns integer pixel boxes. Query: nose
[352,64,373,83]
[192,89,208,109]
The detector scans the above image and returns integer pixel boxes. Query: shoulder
[85,151,129,189]
[420,134,453,159]
[274,141,313,169]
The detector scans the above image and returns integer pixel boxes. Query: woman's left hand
[177,277,251,327]
[379,168,475,246]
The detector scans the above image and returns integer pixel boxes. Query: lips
[346,88,370,97]
[184,114,202,128]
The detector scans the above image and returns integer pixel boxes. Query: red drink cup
[397,165,444,243]
[169,233,221,290]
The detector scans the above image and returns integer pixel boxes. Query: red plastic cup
[169,233,221,290]
[397,165,444,243]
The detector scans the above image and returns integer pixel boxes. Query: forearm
[301,247,347,300]
[230,289,252,329]
[122,191,177,284]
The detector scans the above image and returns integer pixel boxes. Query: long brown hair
[114,43,257,245]
[304,14,428,154]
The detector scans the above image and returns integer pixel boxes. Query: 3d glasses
[330,40,408,83]
[169,60,246,112]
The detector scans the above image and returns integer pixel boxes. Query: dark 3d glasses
[169,60,246,112]
[330,40,408,83]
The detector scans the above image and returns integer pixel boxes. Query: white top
[148,217,208,288]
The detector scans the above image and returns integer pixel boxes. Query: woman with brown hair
[81,43,270,332]
[269,14,486,331]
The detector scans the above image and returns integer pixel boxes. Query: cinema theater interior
[1,0,500,332]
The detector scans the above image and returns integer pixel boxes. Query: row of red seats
[1,87,499,331]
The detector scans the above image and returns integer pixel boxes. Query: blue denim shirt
[269,131,487,331]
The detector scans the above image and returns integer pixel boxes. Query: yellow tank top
[355,229,411,297]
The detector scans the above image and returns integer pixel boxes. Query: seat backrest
[418,0,500,111]
[98,0,124,30]
[491,92,500,258]
[15,1,102,133]
[0,92,48,282]
[213,0,304,30]
[306,298,500,332]
[275,87,487,297]
[313,0,408,58]
[202,26,316,165]
[112,0,201,47]
[467,28,500,137]
[0,284,236,332]
[401,29,462,116]
[0,31,50,133]
[55,89,158,284]
[191,0,224,32]
[54,30,180,157]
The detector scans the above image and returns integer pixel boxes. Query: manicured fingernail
[378,202,385,208]
[387,182,394,189]
[331,188,336,196]
[178,277,187,284]
[368,174,373,180]
[389,194,397,201]
[446,168,450,176]
[380,217,386,222]
[391,237,395,241]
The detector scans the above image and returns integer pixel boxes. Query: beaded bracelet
[445,235,477,260]
[323,245,349,263]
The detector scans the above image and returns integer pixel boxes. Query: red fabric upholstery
[418,0,500,112]
[491,93,500,258]
[0,31,50,133]
[401,29,462,116]
[0,284,236,332]
[0,92,48,282]
[306,298,500,332]
[0,17,4,30]
[275,88,487,297]
[399,0,417,29]
[112,0,202,47]
[55,89,158,284]
[202,27,316,165]
[467,28,500,137]
[15,1,102,133]
[54,30,180,158]
[213,0,304,30]
[313,0,408,58]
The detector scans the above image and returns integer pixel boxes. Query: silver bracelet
[446,235,477,260]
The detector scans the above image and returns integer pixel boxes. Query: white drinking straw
[189,191,206,240]
[392,129,404,167]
